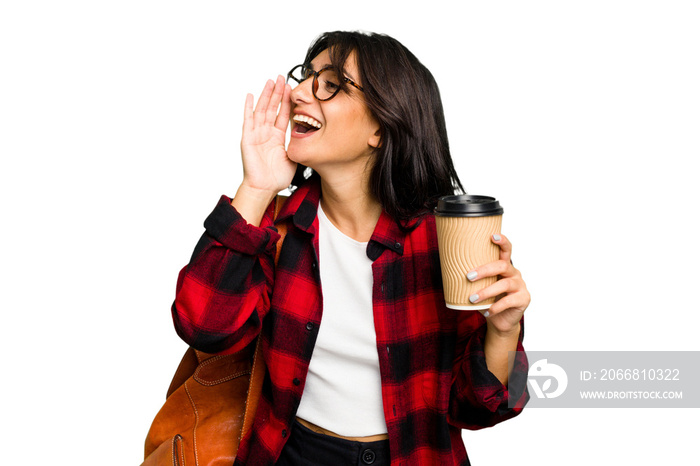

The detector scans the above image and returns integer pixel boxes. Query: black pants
[276,420,390,466]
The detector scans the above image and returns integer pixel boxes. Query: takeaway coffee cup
[434,195,504,310]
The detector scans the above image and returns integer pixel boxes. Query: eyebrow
[308,61,358,82]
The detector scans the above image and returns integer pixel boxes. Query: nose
[290,77,314,105]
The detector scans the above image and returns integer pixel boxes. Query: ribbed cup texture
[435,215,502,309]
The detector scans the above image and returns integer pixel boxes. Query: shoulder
[404,212,437,237]
[400,213,439,257]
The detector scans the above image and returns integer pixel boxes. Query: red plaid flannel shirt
[172,178,528,465]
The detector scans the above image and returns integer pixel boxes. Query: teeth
[293,114,322,129]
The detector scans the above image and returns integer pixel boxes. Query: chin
[286,148,302,164]
[286,145,312,166]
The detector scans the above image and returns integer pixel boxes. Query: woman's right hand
[239,75,296,196]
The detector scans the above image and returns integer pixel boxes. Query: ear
[368,126,382,149]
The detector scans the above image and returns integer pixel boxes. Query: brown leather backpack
[142,196,287,466]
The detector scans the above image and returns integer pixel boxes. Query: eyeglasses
[286,64,364,101]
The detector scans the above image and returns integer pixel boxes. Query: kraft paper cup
[435,195,503,310]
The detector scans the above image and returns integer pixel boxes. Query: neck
[319,172,382,243]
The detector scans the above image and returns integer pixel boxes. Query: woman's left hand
[467,234,530,335]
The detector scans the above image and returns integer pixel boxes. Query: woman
[172,31,530,466]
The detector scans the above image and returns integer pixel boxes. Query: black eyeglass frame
[286,64,364,101]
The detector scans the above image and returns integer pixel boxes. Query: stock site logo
[528,359,568,399]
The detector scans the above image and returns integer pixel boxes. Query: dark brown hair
[291,31,464,224]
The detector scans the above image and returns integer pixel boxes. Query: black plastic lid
[434,195,504,217]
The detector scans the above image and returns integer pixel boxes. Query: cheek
[327,124,368,151]
[335,108,376,141]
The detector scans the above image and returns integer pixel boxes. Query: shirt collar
[367,210,406,260]
[275,177,408,259]
[274,177,321,233]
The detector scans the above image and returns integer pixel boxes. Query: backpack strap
[241,194,288,439]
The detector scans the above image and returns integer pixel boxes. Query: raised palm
[240,76,297,194]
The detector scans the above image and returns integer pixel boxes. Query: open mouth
[292,114,322,134]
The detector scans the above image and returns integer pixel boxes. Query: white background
[2,1,698,464]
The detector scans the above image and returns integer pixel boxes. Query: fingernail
[492,234,501,242]
[467,271,478,281]
[469,294,479,303]
[483,310,490,317]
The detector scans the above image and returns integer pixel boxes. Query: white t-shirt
[295,204,388,436]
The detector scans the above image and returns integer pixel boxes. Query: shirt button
[306,322,314,331]
[361,448,376,464]
[281,429,288,438]
[293,378,301,386]
[394,242,401,249]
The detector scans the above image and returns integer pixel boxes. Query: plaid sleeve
[171,195,280,355]
[448,317,529,430]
